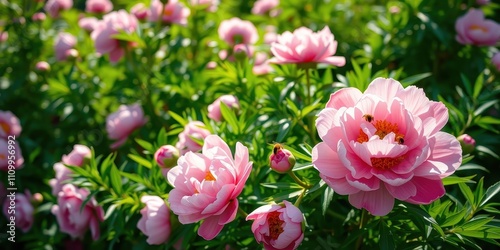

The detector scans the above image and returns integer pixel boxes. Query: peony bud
[154,145,180,168]
[35,61,51,72]
[269,143,296,173]
[457,134,476,154]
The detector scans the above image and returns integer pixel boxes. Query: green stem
[305,68,312,106]
[355,209,370,249]
[304,69,317,144]
[288,171,312,189]
[238,207,248,218]
[294,189,306,207]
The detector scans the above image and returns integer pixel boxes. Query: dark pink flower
[457,134,476,154]
[51,184,104,240]
[269,26,345,67]
[44,0,73,18]
[246,200,304,250]
[106,103,147,149]
[2,190,34,233]
[312,78,462,216]
[91,10,138,63]
[218,17,258,46]
[131,3,149,20]
[269,144,295,173]
[137,195,171,245]
[85,0,113,14]
[167,135,252,240]
[455,9,500,46]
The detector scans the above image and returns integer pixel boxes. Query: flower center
[0,121,10,134]
[357,116,405,144]
[370,157,404,170]
[470,24,488,33]
[204,171,216,181]
[267,211,284,240]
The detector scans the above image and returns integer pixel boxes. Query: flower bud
[457,134,476,154]
[35,61,51,72]
[154,145,180,168]
[269,143,296,173]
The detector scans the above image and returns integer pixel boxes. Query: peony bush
[1,0,500,249]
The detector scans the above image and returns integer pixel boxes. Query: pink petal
[348,186,395,216]
[325,87,362,109]
[198,216,224,240]
[322,175,360,195]
[319,56,346,66]
[405,177,445,204]
[385,181,417,200]
[312,142,350,179]
[364,78,404,103]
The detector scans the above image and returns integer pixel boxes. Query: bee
[273,143,283,154]
[396,136,404,144]
[362,114,374,122]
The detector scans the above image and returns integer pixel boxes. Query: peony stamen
[0,121,10,133]
[267,211,284,240]
[204,171,216,181]
[371,157,404,170]
[357,119,405,143]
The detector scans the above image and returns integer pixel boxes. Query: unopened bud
[269,144,296,173]
[35,61,51,72]
[154,145,180,168]
[457,134,475,154]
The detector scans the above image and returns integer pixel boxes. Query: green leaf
[135,138,153,152]
[461,216,493,230]
[264,190,303,202]
[479,181,500,208]
[442,175,476,186]
[458,182,475,207]
[276,120,291,143]
[285,98,300,117]
[128,154,152,169]
[399,72,432,85]
[220,102,240,134]
[261,182,302,189]
[457,230,500,239]
[120,172,146,185]
[379,221,396,250]
[441,208,467,227]
[283,145,311,162]
[321,186,334,216]
[109,164,123,195]
[474,100,498,116]
[168,111,187,126]
[472,74,483,100]
[157,127,168,146]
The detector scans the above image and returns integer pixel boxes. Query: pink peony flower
[137,195,171,245]
[253,52,273,75]
[246,200,304,250]
[208,95,240,122]
[35,61,51,72]
[154,145,180,168]
[492,52,500,71]
[312,78,462,216]
[44,0,73,18]
[218,17,259,46]
[85,0,113,14]
[32,12,47,22]
[54,32,76,61]
[251,0,279,15]
[51,184,104,240]
[264,26,278,45]
[190,0,219,12]
[148,0,190,26]
[0,138,24,171]
[175,121,211,155]
[62,144,91,166]
[49,162,73,196]
[3,191,34,233]
[91,10,138,63]
[78,17,99,32]
[269,26,346,67]
[131,3,149,20]
[455,9,500,46]
[167,135,253,240]
[0,31,7,42]
[0,110,22,138]
[106,103,147,149]
[269,144,295,173]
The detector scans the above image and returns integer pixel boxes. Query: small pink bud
[457,134,476,154]
[32,12,46,22]
[154,145,180,168]
[269,143,296,173]
[32,193,43,204]
[35,61,51,72]
[65,49,79,60]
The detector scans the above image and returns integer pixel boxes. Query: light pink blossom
[49,162,72,196]
[218,17,258,46]
[253,52,273,75]
[131,3,149,20]
[137,195,171,245]
[0,138,24,171]
[3,191,34,233]
[62,144,91,166]
[54,32,76,61]
[85,0,113,14]
[246,200,304,250]
[148,0,190,26]
[269,26,345,67]
[106,104,147,149]
[78,17,99,32]
[0,31,7,42]
[51,184,104,240]
[91,10,138,63]
[208,95,240,122]
[251,0,279,15]
[312,78,462,216]
[35,61,51,72]
[492,53,500,71]
[44,0,73,18]
[455,9,500,46]
[175,121,211,155]
[0,110,21,138]
[167,135,253,240]
[32,12,46,22]
[190,0,219,12]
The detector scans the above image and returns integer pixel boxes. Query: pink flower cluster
[85,0,113,14]
[167,135,252,240]
[312,78,462,216]
[455,8,500,46]
[49,144,91,195]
